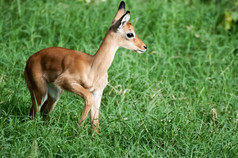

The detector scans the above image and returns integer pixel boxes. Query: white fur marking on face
[137,49,146,54]
[125,31,135,40]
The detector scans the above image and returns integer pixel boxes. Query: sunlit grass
[0,0,237,157]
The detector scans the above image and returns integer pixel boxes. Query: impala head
[111,1,147,54]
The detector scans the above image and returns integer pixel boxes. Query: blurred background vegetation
[0,0,237,157]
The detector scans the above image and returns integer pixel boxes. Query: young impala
[24,1,146,131]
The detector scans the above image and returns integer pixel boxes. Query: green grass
[0,0,238,157]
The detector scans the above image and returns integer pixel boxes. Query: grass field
[0,0,238,157]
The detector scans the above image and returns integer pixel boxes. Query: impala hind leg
[40,95,58,121]
[40,83,62,120]
[29,87,48,118]
[24,71,47,118]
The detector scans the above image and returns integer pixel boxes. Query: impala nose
[144,46,147,50]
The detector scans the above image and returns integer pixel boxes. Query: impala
[24,1,147,131]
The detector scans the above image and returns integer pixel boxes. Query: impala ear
[114,11,130,31]
[112,1,125,24]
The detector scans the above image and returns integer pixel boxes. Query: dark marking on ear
[118,1,125,10]
[125,10,130,14]
[111,10,130,32]
[120,11,130,24]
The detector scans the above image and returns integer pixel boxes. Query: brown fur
[24,1,146,132]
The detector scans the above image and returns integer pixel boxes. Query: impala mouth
[137,49,146,54]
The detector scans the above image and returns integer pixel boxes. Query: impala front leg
[58,80,94,127]
[90,90,103,132]
[78,92,94,127]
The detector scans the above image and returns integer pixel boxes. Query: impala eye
[126,33,134,38]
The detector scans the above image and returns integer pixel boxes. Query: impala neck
[92,31,119,74]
